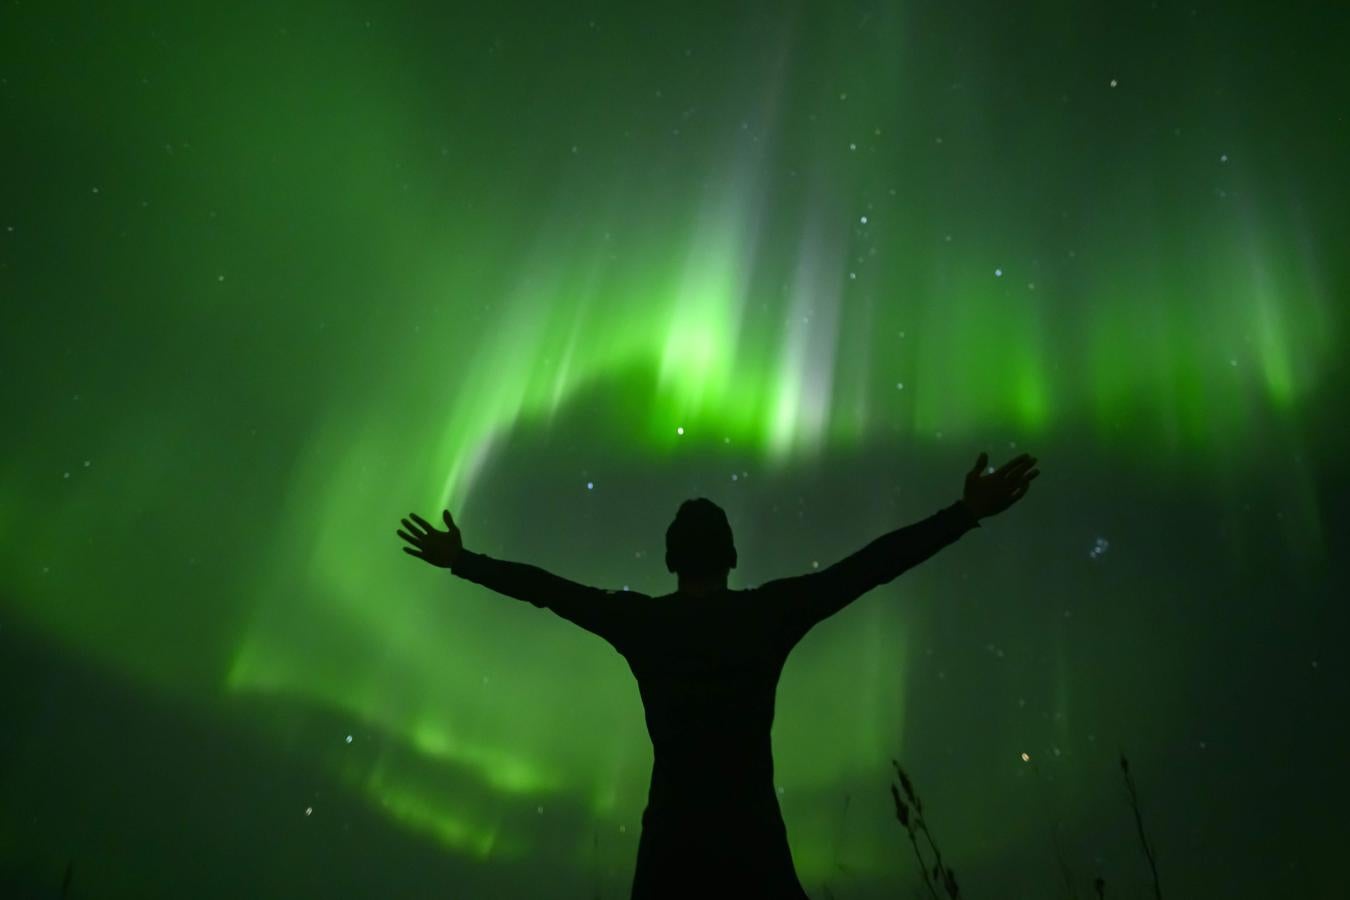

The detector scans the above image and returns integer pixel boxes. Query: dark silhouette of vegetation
[1121,753,1163,899]
[887,754,1167,898]
[890,760,961,899]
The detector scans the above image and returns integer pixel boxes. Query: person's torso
[622,590,790,806]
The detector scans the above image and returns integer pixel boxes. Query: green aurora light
[2,1,1346,897]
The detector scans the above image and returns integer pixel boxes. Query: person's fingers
[970,451,988,475]
[999,455,1037,480]
[409,512,435,533]
[402,546,426,560]
[995,452,1033,476]
[443,509,455,527]
[401,517,424,538]
[396,528,420,545]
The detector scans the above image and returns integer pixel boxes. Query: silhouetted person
[398,451,1040,898]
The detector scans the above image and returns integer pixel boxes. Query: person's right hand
[962,451,1039,520]
[398,510,463,568]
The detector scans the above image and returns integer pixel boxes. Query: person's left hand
[962,452,1039,520]
[398,510,463,568]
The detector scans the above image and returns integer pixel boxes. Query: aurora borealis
[2,1,1347,897]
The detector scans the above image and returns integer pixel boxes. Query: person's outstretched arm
[757,451,1040,646]
[398,510,636,647]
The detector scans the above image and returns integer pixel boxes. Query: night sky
[2,1,1347,898]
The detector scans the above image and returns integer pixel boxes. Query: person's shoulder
[604,587,657,602]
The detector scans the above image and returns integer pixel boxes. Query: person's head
[665,497,737,583]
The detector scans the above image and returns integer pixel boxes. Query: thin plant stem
[1120,754,1163,900]
[908,827,941,900]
